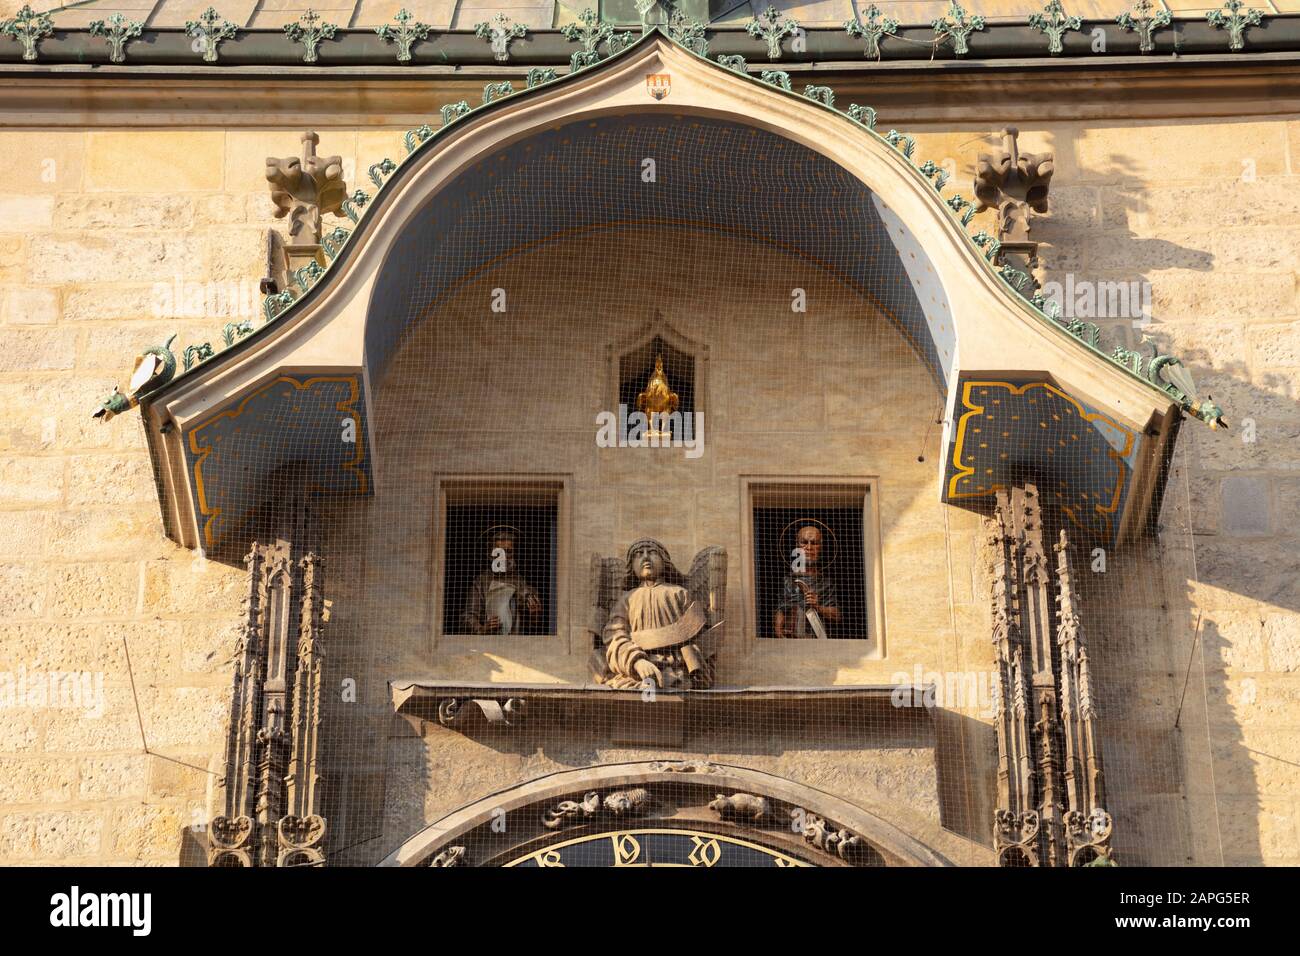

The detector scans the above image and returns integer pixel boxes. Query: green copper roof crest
[747,5,800,60]
[1207,0,1264,51]
[668,10,708,57]
[283,9,339,64]
[1117,0,1173,53]
[932,2,985,57]
[475,13,526,63]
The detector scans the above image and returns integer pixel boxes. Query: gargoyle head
[92,386,133,421]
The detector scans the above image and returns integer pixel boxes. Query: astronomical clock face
[505,829,813,867]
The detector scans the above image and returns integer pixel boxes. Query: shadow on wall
[1036,136,1300,866]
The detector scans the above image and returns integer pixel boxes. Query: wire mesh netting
[199,112,1215,868]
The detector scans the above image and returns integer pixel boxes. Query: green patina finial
[747,5,800,60]
[475,13,526,63]
[1207,0,1264,52]
[845,5,899,61]
[3,5,54,62]
[185,7,239,64]
[284,9,339,64]
[1117,0,1172,53]
[1028,0,1083,56]
[377,8,431,64]
[668,10,708,57]
[932,2,985,57]
[561,8,623,71]
[89,13,144,64]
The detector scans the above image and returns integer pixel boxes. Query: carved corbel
[436,697,526,729]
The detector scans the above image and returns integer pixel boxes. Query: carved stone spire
[1055,529,1113,865]
[989,485,1113,866]
[209,500,329,867]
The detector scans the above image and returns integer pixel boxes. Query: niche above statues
[609,312,707,445]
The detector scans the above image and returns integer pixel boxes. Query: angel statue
[590,538,726,690]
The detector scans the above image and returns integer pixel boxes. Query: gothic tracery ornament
[988,487,1113,867]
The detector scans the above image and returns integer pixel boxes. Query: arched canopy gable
[138,30,1200,553]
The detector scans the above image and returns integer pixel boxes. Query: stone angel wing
[687,546,727,664]
[687,546,727,631]
[588,554,626,646]
[588,553,627,683]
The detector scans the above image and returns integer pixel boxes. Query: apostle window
[434,479,567,640]
[744,480,881,645]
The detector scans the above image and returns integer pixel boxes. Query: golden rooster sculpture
[637,355,678,437]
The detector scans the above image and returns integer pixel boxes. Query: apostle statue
[600,539,718,689]
[461,527,542,636]
[773,523,841,639]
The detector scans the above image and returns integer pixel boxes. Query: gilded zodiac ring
[777,517,840,571]
[688,835,721,867]
[613,833,642,865]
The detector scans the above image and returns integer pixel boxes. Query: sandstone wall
[0,112,1295,865]
[912,120,1300,865]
